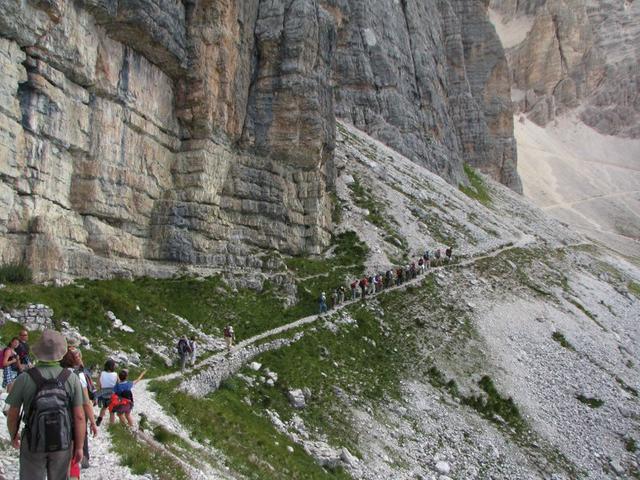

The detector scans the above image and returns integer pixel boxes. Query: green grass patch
[615,377,638,397]
[462,376,527,434]
[626,438,637,453]
[629,282,640,299]
[459,164,491,206]
[150,380,350,480]
[551,331,575,351]
[576,394,604,408]
[109,423,189,479]
[0,272,344,375]
[0,263,32,284]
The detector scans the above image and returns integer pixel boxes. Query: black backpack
[25,368,73,453]
[76,367,97,403]
[177,338,190,355]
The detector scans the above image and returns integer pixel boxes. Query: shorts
[3,367,18,388]
[97,388,114,408]
[113,402,133,414]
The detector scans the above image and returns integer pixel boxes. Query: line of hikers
[3,329,146,479]
[319,246,454,313]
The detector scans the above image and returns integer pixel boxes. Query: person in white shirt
[96,359,118,426]
[189,336,197,366]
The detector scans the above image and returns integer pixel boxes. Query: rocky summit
[0,0,524,281]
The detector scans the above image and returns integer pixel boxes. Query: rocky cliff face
[490,0,640,137]
[0,0,520,280]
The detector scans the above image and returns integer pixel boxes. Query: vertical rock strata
[491,0,640,137]
[331,0,520,190]
[0,0,520,280]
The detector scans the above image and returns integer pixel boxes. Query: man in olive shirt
[6,330,86,480]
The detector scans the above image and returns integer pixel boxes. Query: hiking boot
[81,458,90,469]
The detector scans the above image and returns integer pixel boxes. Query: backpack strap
[56,369,72,386]
[27,367,46,389]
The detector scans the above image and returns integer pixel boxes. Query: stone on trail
[435,461,451,474]
[250,361,262,371]
[288,389,306,409]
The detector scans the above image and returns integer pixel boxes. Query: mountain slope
[1,122,638,479]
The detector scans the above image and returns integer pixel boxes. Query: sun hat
[32,329,67,362]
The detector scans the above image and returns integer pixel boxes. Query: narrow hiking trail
[165,233,539,397]
[0,232,567,480]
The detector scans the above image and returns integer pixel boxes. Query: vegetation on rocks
[459,164,492,206]
[109,423,189,479]
[0,263,32,284]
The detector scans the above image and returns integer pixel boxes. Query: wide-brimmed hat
[32,330,67,362]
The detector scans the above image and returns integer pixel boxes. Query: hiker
[96,359,117,427]
[434,248,441,266]
[16,330,32,372]
[5,329,86,480]
[189,336,197,366]
[177,336,192,371]
[60,349,98,469]
[350,280,358,300]
[410,262,417,279]
[367,275,374,295]
[319,292,328,314]
[418,257,424,274]
[385,270,393,289]
[109,369,147,428]
[2,337,21,393]
[330,290,338,309]
[396,267,403,286]
[445,246,453,263]
[359,277,368,299]
[337,286,345,304]
[423,250,430,268]
[223,324,235,350]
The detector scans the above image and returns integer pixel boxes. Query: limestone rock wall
[330,0,521,190]
[0,0,520,280]
[490,0,640,137]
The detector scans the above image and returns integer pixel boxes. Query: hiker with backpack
[109,368,147,428]
[319,292,328,314]
[445,246,453,263]
[177,336,192,371]
[5,329,86,479]
[60,348,98,470]
[350,280,358,300]
[2,337,22,393]
[359,277,368,299]
[223,325,235,351]
[96,359,117,427]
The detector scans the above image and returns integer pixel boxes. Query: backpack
[177,338,190,355]
[25,368,73,453]
[77,367,97,403]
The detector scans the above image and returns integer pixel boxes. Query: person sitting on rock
[445,246,453,263]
